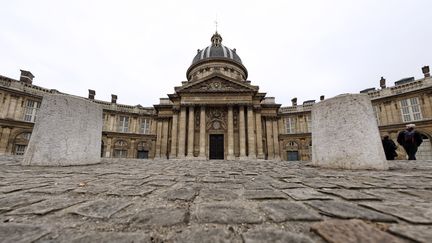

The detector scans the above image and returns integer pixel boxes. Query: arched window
[113,140,128,158]
[136,141,150,159]
[14,132,31,155]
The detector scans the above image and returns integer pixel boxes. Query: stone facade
[0,32,431,161]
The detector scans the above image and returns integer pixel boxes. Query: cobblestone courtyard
[1,156,431,242]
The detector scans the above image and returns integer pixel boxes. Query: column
[14,97,23,120]
[247,106,256,159]
[1,95,10,118]
[255,110,265,159]
[178,107,187,158]
[239,105,247,159]
[266,119,274,159]
[170,110,179,158]
[0,127,11,154]
[198,106,206,159]
[161,119,169,159]
[105,137,112,158]
[7,96,17,119]
[273,119,280,160]
[227,106,235,160]
[155,120,162,158]
[187,106,195,158]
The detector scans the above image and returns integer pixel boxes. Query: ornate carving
[206,107,227,131]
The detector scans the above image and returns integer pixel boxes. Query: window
[113,149,128,158]
[118,116,129,132]
[400,97,422,122]
[373,105,380,125]
[113,140,128,158]
[140,118,151,134]
[285,117,296,134]
[23,100,40,122]
[305,115,311,132]
[15,145,26,155]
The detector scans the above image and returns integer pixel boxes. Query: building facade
[0,33,431,160]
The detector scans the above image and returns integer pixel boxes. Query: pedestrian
[382,135,398,160]
[397,124,423,160]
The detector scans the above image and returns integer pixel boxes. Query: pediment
[176,76,258,94]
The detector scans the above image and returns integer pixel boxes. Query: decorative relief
[206,107,227,131]
[186,79,250,93]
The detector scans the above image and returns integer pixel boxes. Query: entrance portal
[209,134,224,160]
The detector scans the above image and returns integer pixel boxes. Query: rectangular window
[140,118,151,134]
[118,116,129,132]
[15,145,27,155]
[23,100,40,122]
[400,97,422,122]
[285,117,296,134]
[113,149,127,158]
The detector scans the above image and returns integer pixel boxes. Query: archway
[417,133,432,160]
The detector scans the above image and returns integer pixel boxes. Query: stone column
[105,138,112,158]
[0,127,11,154]
[170,110,179,158]
[255,110,265,159]
[266,119,274,159]
[161,119,169,159]
[155,120,162,158]
[227,106,235,160]
[239,106,247,159]
[7,96,17,119]
[178,107,187,158]
[198,106,206,159]
[247,106,256,158]
[14,97,23,120]
[272,119,280,160]
[187,106,195,158]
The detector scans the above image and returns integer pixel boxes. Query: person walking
[382,135,397,160]
[397,124,423,160]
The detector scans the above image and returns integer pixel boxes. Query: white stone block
[22,94,102,166]
[312,94,388,170]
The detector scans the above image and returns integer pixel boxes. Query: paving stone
[70,199,131,219]
[128,207,187,227]
[360,202,432,224]
[0,184,49,194]
[259,201,322,222]
[310,219,404,243]
[329,181,375,189]
[26,185,75,194]
[165,187,198,201]
[242,229,314,243]
[6,197,86,215]
[106,186,155,196]
[0,223,50,243]
[193,202,263,224]
[243,182,273,190]
[318,189,381,201]
[145,179,176,187]
[73,185,112,195]
[363,189,423,203]
[0,195,45,213]
[199,188,239,201]
[69,232,151,243]
[398,189,432,202]
[389,224,432,243]
[306,200,397,222]
[172,227,239,243]
[283,188,333,200]
[243,189,287,200]
[270,181,306,189]
[301,181,340,189]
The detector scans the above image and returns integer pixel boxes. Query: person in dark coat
[382,135,397,160]
[397,124,423,160]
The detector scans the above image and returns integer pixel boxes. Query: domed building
[154,32,281,160]
[0,32,432,160]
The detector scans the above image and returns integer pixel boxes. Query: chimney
[422,66,430,78]
[88,89,95,100]
[111,94,117,104]
[19,69,34,84]
[291,97,297,106]
[380,77,386,89]
[320,95,325,101]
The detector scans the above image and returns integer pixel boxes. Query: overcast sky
[1,0,431,107]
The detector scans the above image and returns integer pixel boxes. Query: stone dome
[187,32,248,81]
[191,32,242,65]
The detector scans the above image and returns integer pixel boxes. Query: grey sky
[1,0,431,107]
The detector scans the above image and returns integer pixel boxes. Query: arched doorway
[285,141,299,161]
[113,140,128,158]
[136,141,150,159]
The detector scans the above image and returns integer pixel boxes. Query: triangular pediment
[175,75,258,94]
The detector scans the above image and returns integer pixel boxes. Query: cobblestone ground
[0,156,431,243]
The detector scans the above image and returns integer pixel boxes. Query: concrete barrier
[311,94,388,170]
[22,94,102,166]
